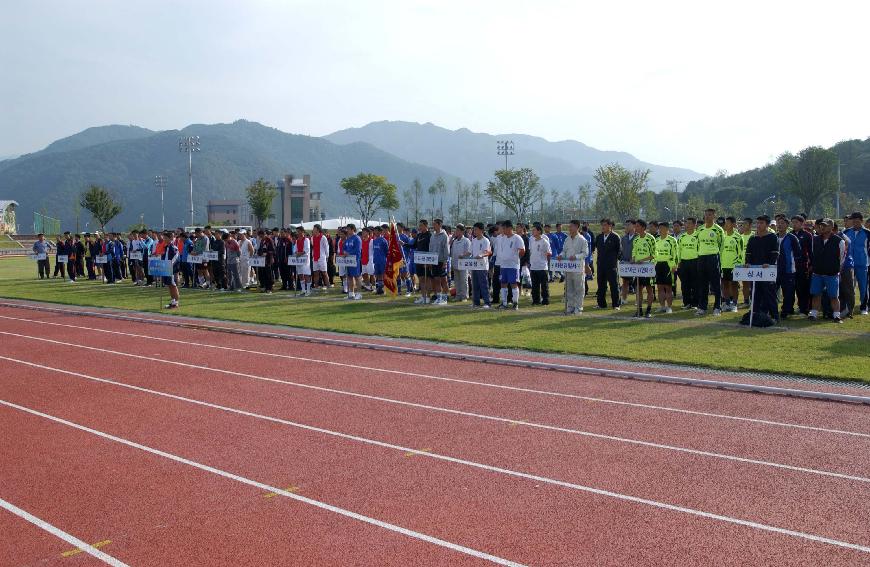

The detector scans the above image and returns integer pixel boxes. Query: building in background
[207,200,252,226]
[278,174,323,226]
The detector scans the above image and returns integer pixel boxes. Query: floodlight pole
[178,136,201,226]
[154,175,167,230]
[497,140,514,170]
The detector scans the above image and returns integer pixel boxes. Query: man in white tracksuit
[559,219,590,314]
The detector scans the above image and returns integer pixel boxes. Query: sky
[1,0,868,175]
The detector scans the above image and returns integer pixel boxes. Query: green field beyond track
[1,257,867,383]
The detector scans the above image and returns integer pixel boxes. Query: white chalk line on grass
[0,497,129,566]
[0,392,868,556]
[0,400,524,567]
[1,333,868,485]
[0,313,866,441]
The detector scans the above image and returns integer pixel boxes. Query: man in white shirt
[469,222,492,308]
[559,219,591,314]
[450,224,471,301]
[293,226,312,296]
[529,223,552,305]
[311,224,330,292]
[495,220,526,310]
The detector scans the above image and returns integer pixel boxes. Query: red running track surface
[0,304,868,566]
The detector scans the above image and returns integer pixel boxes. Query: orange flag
[384,220,405,295]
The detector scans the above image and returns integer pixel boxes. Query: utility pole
[497,140,514,170]
[178,136,200,226]
[154,175,167,231]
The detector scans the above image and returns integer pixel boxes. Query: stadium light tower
[178,136,201,226]
[154,175,167,230]
[497,140,514,170]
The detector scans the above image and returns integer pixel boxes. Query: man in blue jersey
[844,212,870,315]
[341,223,363,300]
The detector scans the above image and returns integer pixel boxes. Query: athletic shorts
[338,264,347,276]
[313,258,327,272]
[621,276,635,285]
[636,277,652,287]
[161,276,177,287]
[429,263,447,278]
[374,262,386,277]
[721,268,734,282]
[810,274,839,298]
[415,264,427,278]
[655,262,674,286]
[499,267,519,284]
[296,264,311,276]
[363,262,374,275]
[346,265,361,278]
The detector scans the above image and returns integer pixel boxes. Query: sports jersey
[631,233,656,262]
[696,223,725,256]
[654,235,679,268]
[739,232,752,263]
[495,233,525,270]
[678,231,699,261]
[720,231,743,269]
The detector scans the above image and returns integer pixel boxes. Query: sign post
[733,266,777,327]
[553,259,584,314]
[335,255,357,268]
[618,262,656,317]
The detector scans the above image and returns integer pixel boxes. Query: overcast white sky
[1,0,868,173]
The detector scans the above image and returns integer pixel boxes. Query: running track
[0,303,868,566]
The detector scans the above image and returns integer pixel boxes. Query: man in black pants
[695,208,725,316]
[744,215,780,321]
[212,229,227,289]
[791,215,813,314]
[595,218,621,309]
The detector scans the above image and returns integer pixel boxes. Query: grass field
[1,256,867,382]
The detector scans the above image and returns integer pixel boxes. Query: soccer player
[342,224,363,300]
[412,220,432,304]
[372,225,388,295]
[738,218,754,306]
[720,216,744,312]
[677,217,699,309]
[397,224,415,296]
[159,231,181,309]
[695,208,725,316]
[495,220,525,310]
[654,221,678,313]
[469,222,492,308]
[619,219,636,305]
[450,224,471,301]
[293,226,312,296]
[430,219,450,304]
[311,224,330,292]
[631,220,656,319]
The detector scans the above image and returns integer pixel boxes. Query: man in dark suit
[595,218,622,309]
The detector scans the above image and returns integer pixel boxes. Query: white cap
[239,229,247,234]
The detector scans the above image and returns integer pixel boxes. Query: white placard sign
[414,252,439,265]
[551,259,584,273]
[202,251,219,261]
[617,262,656,278]
[456,258,487,271]
[733,266,777,282]
[287,255,309,266]
[336,255,358,267]
[56,255,68,264]
[94,255,108,264]
[248,256,266,267]
[29,253,47,261]
[186,254,204,264]
[128,251,143,261]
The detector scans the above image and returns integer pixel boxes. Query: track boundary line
[2,301,868,405]
[2,393,869,555]
[3,337,868,482]
[0,497,129,567]
[1,313,868,440]
[0,402,525,567]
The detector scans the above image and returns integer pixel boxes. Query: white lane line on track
[2,336,867,485]
[0,313,866,440]
[2,332,869,484]
[0,497,129,567]
[1,393,869,556]
[0,402,524,567]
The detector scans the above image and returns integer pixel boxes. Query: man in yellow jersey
[695,208,725,316]
[720,216,744,312]
[677,217,699,309]
[631,219,656,318]
[654,221,679,313]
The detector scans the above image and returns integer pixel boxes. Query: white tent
[294,217,387,231]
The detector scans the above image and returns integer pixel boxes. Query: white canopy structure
[294,217,387,231]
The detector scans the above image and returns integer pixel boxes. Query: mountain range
[0,120,706,232]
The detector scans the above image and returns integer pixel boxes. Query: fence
[33,212,61,236]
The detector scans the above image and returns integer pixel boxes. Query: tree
[593,163,650,221]
[245,178,278,229]
[728,200,747,219]
[774,147,838,215]
[577,182,593,218]
[428,177,447,218]
[469,181,482,220]
[340,173,398,227]
[485,168,544,222]
[80,185,122,232]
[639,191,659,220]
[403,178,423,224]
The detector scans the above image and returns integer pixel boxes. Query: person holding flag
[383,221,406,295]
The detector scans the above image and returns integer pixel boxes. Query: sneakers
[664,307,673,314]
[497,303,508,310]
[833,317,843,324]
[482,304,491,310]
[413,297,426,304]
[862,309,869,316]
[713,308,722,316]
[512,302,519,310]
[695,309,706,316]
[405,291,413,297]
[354,293,363,300]
[165,302,178,309]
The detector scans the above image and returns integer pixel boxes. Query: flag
[384,220,405,295]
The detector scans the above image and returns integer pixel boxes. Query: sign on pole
[287,255,309,266]
[617,262,656,278]
[186,254,204,264]
[94,255,108,264]
[336,255,358,267]
[28,253,47,261]
[202,251,219,261]
[733,266,777,282]
[148,258,174,277]
[456,258,488,271]
[414,252,439,265]
[128,251,143,261]
[551,259,584,273]
[56,255,68,264]
[248,256,266,267]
